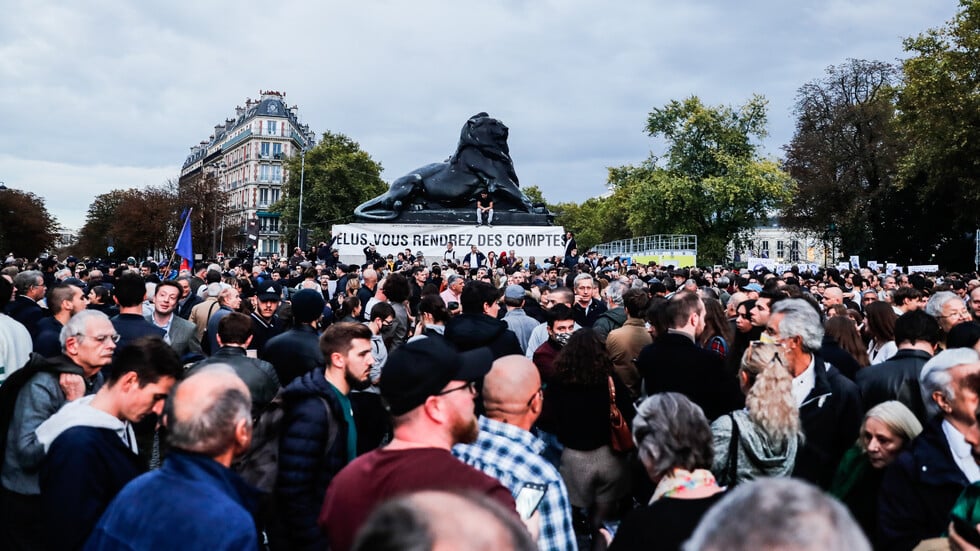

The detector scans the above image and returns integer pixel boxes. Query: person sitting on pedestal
[477,190,494,228]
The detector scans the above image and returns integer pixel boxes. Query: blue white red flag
[175,208,194,272]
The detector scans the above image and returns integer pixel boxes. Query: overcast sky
[0,0,959,232]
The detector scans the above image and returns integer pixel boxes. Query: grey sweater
[710,409,799,487]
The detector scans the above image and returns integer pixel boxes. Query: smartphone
[515,482,547,520]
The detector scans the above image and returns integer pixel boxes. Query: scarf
[651,468,719,503]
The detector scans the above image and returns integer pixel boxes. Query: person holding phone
[453,355,577,551]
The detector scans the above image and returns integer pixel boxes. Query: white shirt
[792,355,816,406]
[943,419,980,483]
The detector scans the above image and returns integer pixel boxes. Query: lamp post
[297,148,306,250]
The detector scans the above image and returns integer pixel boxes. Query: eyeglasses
[381,318,394,328]
[941,309,971,320]
[76,333,121,344]
[437,381,477,396]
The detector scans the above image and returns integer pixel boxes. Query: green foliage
[0,188,59,258]
[607,95,792,264]
[782,59,902,258]
[894,0,980,267]
[76,184,187,260]
[551,195,626,251]
[522,185,546,206]
[274,130,386,246]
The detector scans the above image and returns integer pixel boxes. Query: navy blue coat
[33,317,64,358]
[275,369,347,551]
[40,426,144,551]
[878,417,970,550]
[6,295,45,340]
[261,325,323,385]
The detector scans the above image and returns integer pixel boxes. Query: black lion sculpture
[354,113,535,221]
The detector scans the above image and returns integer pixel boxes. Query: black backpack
[0,354,75,465]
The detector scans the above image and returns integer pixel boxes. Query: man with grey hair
[592,279,627,342]
[766,298,862,488]
[571,273,606,328]
[85,366,259,550]
[5,270,46,340]
[683,478,870,551]
[1,309,112,550]
[926,290,972,341]
[440,272,465,308]
[877,347,980,550]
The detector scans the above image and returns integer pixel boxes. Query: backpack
[231,390,337,494]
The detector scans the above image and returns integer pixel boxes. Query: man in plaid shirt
[454,355,577,551]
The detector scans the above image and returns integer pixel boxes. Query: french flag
[175,208,194,272]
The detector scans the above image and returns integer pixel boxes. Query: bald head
[363,269,378,286]
[165,365,251,462]
[482,355,542,429]
[353,490,535,551]
[823,287,843,305]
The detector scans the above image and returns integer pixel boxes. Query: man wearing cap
[318,337,515,551]
[250,281,285,354]
[502,285,540,355]
[262,289,326,385]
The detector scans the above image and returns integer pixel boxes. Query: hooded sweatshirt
[36,395,137,455]
[444,313,522,358]
[710,409,799,487]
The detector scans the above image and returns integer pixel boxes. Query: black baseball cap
[380,336,493,416]
[256,282,282,302]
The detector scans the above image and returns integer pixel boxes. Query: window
[266,121,278,135]
[260,142,270,158]
[273,143,282,158]
[271,189,280,203]
[791,241,801,262]
[259,188,269,206]
[777,240,785,258]
[264,238,279,255]
[260,165,271,182]
[272,166,282,183]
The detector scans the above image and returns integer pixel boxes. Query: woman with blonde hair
[710,342,801,487]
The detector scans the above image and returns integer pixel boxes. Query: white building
[178,91,316,257]
[730,225,829,267]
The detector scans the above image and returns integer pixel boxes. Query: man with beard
[318,336,513,551]
[276,323,375,551]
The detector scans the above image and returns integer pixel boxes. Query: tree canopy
[274,130,386,247]
[0,188,59,259]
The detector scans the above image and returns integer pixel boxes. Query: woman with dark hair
[411,294,450,339]
[864,301,898,364]
[336,296,361,323]
[551,329,635,546]
[608,393,724,551]
[824,316,870,376]
[382,273,411,350]
[727,299,758,375]
[699,298,733,361]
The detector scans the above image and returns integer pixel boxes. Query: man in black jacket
[275,322,374,551]
[856,310,940,423]
[5,270,46,340]
[188,313,280,413]
[767,298,862,489]
[570,273,607,328]
[262,290,325,385]
[445,281,521,359]
[635,291,743,421]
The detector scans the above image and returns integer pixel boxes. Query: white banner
[849,255,860,269]
[331,223,566,262]
[885,263,897,273]
[746,257,776,272]
[907,264,940,274]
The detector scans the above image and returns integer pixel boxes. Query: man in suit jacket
[6,270,47,340]
[635,290,744,421]
[146,280,203,361]
[175,276,202,320]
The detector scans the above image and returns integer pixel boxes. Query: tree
[274,131,387,247]
[175,174,231,259]
[76,190,127,259]
[76,184,189,261]
[608,96,794,264]
[896,0,980,268]
[781,59,903,259]
[0,188,59,259]
[551,195,627,252]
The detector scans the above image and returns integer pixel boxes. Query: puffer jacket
[275,368,346,551]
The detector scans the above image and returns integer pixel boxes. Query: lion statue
[354,113,535,221]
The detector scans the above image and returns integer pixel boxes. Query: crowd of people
[5,236,980,550]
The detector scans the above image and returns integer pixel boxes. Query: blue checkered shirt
[453,416,577,551]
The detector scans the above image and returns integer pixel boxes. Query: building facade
[178,91,315,257]
[730,225,829,267]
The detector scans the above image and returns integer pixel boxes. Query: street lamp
[297,148,306,250]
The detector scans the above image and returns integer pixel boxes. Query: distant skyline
[0,1,960,232]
